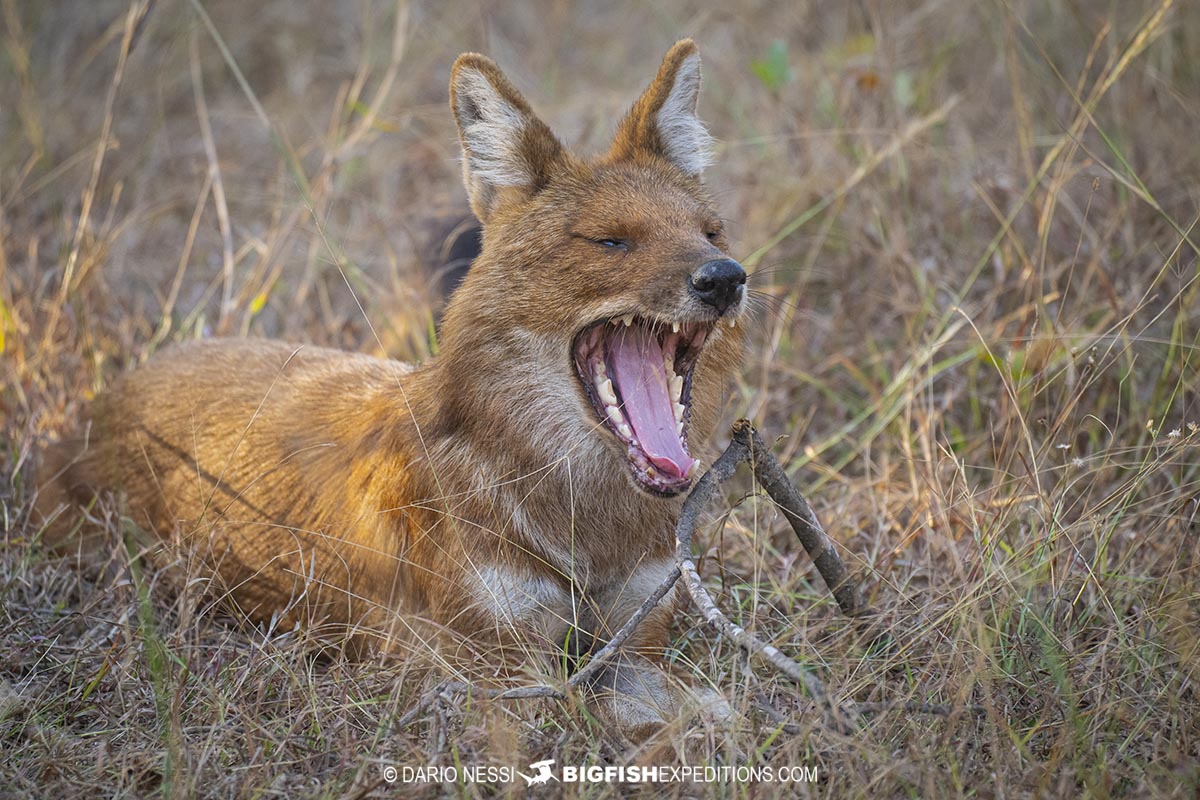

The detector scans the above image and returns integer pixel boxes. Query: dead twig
[739,421,872,618]
[673,419,872,725]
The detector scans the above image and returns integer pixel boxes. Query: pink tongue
[608,325,694,479]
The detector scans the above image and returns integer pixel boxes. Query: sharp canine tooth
[618,423,633,438]
[597,377,618,406]
[727,316,737,328]
[672,321,680,333]
[670,374,683,401]
[622,315,633,326]
[606,406,623,426]
[673,402,686,423]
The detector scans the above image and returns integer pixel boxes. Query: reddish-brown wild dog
[36,39,747,739]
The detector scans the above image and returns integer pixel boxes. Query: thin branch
[738,422,871,618]
[674,419,842,718]
[565,565,681,689]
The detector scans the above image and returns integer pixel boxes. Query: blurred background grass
[2,0,1198,797]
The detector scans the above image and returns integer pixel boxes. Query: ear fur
[608,39,714,177]
[449,54,565,221]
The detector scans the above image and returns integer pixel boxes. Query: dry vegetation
[2,0,1199,797]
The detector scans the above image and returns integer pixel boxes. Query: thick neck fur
[399,281,692,589]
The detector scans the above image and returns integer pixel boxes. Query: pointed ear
[608,39,713,177]
[449,54,566,222]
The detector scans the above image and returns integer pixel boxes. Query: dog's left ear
[608,39,713,177]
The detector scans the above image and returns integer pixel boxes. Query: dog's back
[37,340,424,633]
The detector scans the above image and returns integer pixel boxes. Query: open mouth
[573,315,713,495]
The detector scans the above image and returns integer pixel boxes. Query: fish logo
[518,759,557,786]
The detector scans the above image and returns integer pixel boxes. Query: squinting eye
[596,238,628,250]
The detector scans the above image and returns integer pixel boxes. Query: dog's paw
[588,657,736,742]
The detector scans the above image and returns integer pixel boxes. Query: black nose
[689,258,746,314]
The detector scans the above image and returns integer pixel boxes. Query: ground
[1,0,1198,797]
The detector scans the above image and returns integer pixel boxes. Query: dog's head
[440,41,745,497]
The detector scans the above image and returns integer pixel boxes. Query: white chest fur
[469,557,677,647]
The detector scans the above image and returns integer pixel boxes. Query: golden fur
[35,40,745,739]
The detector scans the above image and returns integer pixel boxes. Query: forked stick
[685,419,871,619]
[671,418,870,714]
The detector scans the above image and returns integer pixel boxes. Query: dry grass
[3,0,1199,797]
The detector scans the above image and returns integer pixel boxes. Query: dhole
[36,40,747,739]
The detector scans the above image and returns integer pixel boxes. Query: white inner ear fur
[655,53,714,176]
[455,69,530,188]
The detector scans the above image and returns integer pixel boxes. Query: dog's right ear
[450,55,566,223]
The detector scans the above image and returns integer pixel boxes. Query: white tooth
[669,374,683,402]
[673,402,686,423]
[672,321,680,333]
[623,315,633,327]
[618,423,633,438]
[606,405,623,426]
[727,316,737,328]
[676,421,684,437]
[687,461,698,478]
[597,377,618,406]
[593,360,606,377]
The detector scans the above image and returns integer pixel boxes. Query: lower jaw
[620,442,695,496]
[632,473,692,497]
